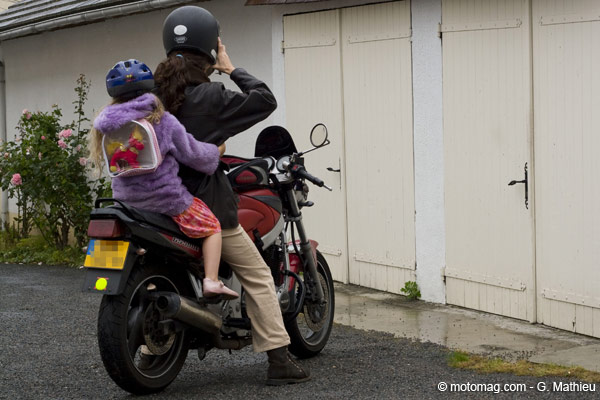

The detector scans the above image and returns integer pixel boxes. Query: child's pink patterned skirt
[172,197,221,238]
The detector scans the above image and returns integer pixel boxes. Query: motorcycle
[81,123,335,394]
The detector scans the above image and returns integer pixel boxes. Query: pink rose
[76,144,82,152]
[26,113,32,120]
[57,139,67,149]
[59,129,73,138]
[38,152,42,160]
[41,136,46,140]
[22,109,28,115]
[78,157,87,166]
[10,173,22,186]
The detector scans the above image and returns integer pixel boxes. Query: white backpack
[102,119,162,178]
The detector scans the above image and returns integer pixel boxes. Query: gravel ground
[0,263,598,400]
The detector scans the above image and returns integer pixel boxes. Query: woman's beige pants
[221,225,291,353]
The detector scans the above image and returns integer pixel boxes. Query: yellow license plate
[84,240,130,270]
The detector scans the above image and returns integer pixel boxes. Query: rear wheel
[97,263,190,394]
[285,251,335,358]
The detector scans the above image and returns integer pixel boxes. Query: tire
[97,263,191,395]
[285,251,335,358]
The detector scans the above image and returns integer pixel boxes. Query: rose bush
[0,75,110,251]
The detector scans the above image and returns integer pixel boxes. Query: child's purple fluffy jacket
[94,93,220,216]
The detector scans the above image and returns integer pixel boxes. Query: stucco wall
[1,0,273,161]
[411,0,445,303]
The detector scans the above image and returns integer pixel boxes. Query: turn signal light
[87,219,125,238]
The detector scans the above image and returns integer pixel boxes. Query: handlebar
[290,163,332,191]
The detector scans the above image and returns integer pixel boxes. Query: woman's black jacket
[175,68,277,229]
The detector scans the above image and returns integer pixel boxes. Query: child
[90,59,237,299]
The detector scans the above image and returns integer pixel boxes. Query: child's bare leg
[202,233,222,281]
[202,233,238,299]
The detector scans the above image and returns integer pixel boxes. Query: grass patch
[448,351,600,383]
[0,233,85,267]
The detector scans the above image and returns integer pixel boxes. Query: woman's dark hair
[154,51,213,114]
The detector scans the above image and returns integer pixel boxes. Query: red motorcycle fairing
[237,189,282,238]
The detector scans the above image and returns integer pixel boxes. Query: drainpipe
[0,0,201,41]
[0,61,7,229]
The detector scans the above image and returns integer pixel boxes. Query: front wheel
[285,251,335,358]
[97,263,190,395]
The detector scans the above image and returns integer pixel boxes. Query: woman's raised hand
[213,38,235,75]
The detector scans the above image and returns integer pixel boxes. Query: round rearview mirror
[310,123,328,148]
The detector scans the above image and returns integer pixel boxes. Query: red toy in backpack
[109,129,145,173]
[103,119,162,178]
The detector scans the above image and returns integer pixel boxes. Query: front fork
[285,190,325,303]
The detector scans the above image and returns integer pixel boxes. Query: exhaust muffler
[156,293,222,333]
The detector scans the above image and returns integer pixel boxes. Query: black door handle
[327,167,341,173]
[508,163,528,209]
[508,179,526,186]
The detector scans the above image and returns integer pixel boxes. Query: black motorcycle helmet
[162,6,220,63]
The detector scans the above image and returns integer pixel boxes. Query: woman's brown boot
[266,346,311,385]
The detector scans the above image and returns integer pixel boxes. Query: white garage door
[283,9,349,283]
[284,1,416,293]
[442,0,536,321]
[443,0,600,337]
[533,0,600,337]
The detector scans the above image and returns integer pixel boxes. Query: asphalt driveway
[0,263,597,399]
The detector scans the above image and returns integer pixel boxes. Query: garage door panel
[533,0,600,336]
[442,0,526,26]
[284,10,349,283]
[442,0,535,321]
[284,2,415,293]
[342,1,416,293]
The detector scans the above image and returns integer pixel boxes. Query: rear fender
[83,205,202,296]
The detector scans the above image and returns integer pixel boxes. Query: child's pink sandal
[203,278,239,300]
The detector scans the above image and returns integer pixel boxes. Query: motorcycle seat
[94,199,199,241]
[126,206,186,237]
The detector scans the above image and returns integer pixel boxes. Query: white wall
[411,0,445,303]
[1,0,273,161]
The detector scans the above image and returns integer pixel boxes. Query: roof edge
[0,0,203,42]
[245,0,327,4]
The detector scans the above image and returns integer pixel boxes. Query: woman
[154,6,310,386]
